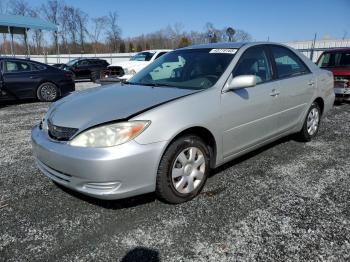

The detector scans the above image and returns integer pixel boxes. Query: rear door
[221,45,282,158]
[2,60,40,98]
[268,45,315,132]
[74,60,91,78]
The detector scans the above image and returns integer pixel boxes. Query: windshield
[130,52,155,61]
[128,48,236,90]
[317,51,350,68]
[66,59,79,66]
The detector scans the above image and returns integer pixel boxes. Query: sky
[27,0,350,42]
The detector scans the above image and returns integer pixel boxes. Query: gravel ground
[0,83,349,261]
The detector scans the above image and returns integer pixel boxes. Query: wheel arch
[313,97,324,115]
[164,126,218,169]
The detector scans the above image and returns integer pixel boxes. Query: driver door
[220,46,281,158]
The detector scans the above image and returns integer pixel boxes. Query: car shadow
[210,135,293,177]
[54,182,157,210]
[121,247,160,262]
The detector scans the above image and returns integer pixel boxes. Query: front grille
[109,66,125,77]
[334,75,350,88]
[48,120,78,141]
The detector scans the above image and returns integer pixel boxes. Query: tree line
[0,0,252,55]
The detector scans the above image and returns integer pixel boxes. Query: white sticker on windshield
[209,48,237,54]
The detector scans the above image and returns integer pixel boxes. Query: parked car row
[0,42,344,203]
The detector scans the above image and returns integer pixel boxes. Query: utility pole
[310,33,317,61]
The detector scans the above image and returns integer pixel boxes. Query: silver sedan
[31,42,334,203]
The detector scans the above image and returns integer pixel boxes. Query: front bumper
[31,125,167,200]
[334,88,350,101]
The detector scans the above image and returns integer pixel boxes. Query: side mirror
[223,75,257,92]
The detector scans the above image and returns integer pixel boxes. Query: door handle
[308,80,315,86]
[270,89,280,97]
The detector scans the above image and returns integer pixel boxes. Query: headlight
[69,121,150,148]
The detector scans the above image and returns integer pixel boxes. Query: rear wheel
[37,82,58,102]
[298,102,321,142]
[156,135,210,204]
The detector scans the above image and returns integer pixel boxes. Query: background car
[104,49,171,82]
[60,58,109,82]
[0,57,75,102]
[32,42,334,204]
[317,48,350,102]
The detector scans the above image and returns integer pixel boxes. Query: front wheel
[298,102,321,142]
[37,82,59,102]
[156,135,210,204]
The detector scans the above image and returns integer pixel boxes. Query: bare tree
[75,8,88,52]
[41,0,61,54]
[28,8,43,54]
[90,16,107,54]
[8,0,28,15]
[233,29,252,41]
[0,0,9,54]
[62,5,78,52]
[106,11,121,52]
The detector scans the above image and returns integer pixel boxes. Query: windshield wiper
[123,81,139,85]
[140,82,176,87]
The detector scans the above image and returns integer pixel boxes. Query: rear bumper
[31,125,167,200]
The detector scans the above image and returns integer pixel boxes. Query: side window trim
[4,60,40,73]
[232,44,274,86]
[268,44,312,80]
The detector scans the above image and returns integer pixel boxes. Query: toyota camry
[31,42,334,203]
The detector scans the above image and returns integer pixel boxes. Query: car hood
[47,84,198,131]
[108,60,150,69]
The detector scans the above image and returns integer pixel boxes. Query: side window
[77,60,89,66]
[233,46,272,84]
[30,63,46,71]
[155,52,167,60]
[271,46,310,78]
[5,61,31,73]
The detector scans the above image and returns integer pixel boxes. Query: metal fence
[10,38,350,65]
[283,38,350,62]
[15,53,135,65]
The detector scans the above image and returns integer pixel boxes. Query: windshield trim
[128,48,237,91]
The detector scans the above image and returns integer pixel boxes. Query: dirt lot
[0,83,349,261]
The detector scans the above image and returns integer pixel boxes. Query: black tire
[156,135,210,204]
[90,71,100,82]
[71,72,76,82]
[36,82,59,102]
[298,102,321,142]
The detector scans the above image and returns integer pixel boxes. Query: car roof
[0,57,43,63]
[179,41,284,50]
[321,48,350,53]
[137,49,172,53]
